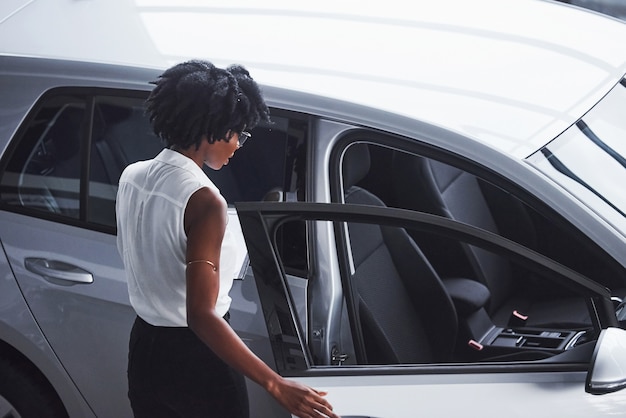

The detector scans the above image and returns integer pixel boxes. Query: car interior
[390,151,592,328]
[336,141,626,365]
[342,143,458,364]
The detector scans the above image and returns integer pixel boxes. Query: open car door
[236,202,626,418]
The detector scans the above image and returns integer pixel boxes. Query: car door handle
[24,258,94,285]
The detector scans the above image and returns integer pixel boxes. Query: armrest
[444,278,490,315]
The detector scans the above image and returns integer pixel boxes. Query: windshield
[527,79,626,236]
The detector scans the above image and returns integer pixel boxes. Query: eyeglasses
[238,131,251,148]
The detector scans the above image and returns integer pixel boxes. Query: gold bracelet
[186,260,218,271]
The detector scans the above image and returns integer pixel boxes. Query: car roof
[2,0,626,158]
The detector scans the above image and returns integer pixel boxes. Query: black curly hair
[145,60,270,149]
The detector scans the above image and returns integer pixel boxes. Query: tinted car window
[0,90,310,234]
[0,90,158,229]
[0,96,87,218]
[88,95,161,227]
[238,113,309,274]
[215,113,307,204]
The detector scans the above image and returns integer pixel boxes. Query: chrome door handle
[24,258,94,285]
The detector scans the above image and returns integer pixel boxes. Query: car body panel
[0,211,133,417]
[0,234,97,418]
[2,1,626,157]
[292,370,626,418]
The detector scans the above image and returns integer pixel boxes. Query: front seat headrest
[342,143,371,190]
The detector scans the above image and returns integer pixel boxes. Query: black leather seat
[342,144,458,364]
[391,152,589,327]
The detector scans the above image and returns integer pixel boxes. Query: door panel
[0,212,133,418]
[237,202,624,417]
[294,371,626,417]
[0,210,259,418]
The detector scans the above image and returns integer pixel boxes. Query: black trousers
[128,315,249,418]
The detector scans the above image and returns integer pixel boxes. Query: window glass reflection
[528,81,626,235]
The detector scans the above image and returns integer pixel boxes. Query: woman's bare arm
[184,187,339,418]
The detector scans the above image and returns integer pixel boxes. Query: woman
[116,60,338,418]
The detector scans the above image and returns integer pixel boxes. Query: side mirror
[586,327,626,395]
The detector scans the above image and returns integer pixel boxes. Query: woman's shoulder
[119,158,151,183]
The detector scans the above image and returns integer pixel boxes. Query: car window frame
[0,87,314,235]
[0,86,150,234]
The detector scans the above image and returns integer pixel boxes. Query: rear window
[0,88,309,234]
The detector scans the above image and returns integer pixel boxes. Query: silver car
[2,1,626,417]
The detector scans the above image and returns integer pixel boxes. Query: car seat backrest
[391,152,527,315]
[342,143,457,364]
